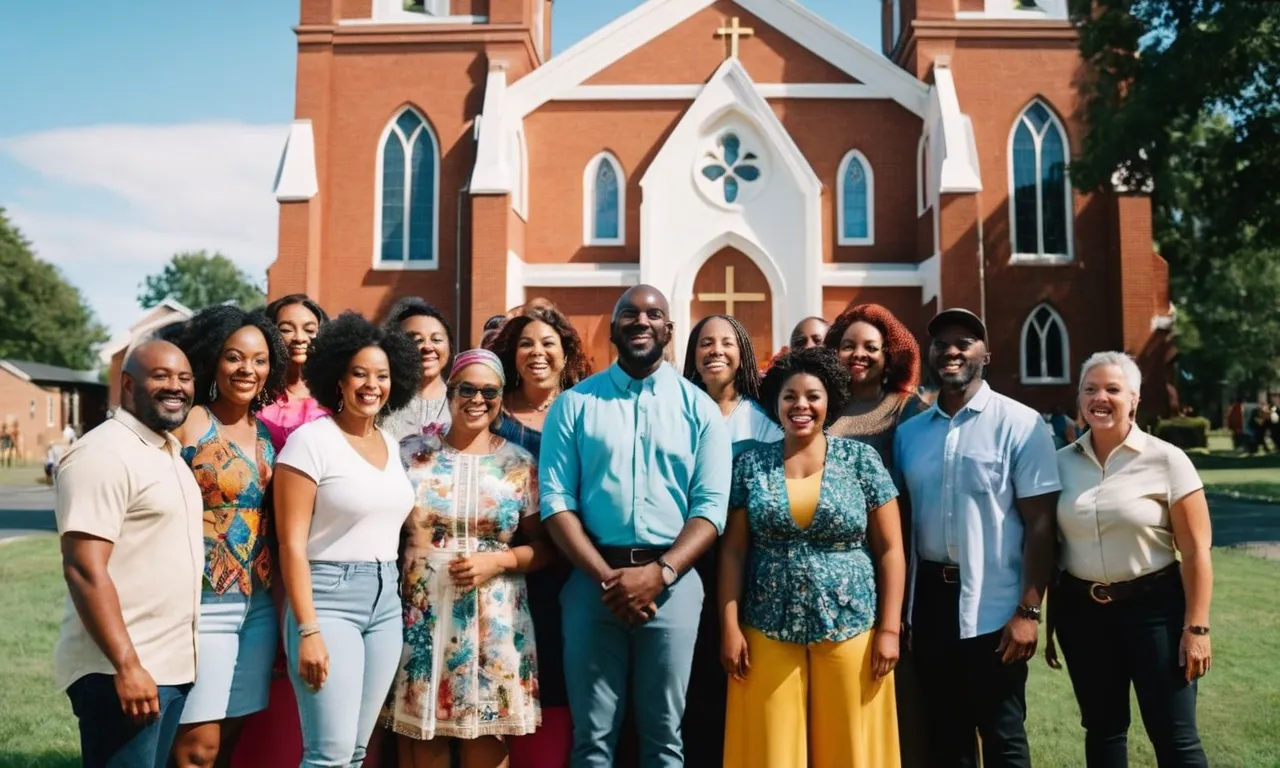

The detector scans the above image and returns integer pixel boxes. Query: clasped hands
[600,562,665,626]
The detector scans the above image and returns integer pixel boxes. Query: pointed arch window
[376,107,439,268]
[1021,304,1070,384]
[1010,100,1071,262]
[584,152,624,246]
[838,150,874,246]
[917,135,930,215]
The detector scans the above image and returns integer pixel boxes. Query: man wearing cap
[892,308,1060,768]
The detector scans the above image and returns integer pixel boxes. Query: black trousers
[66,674,191,768]
[912,566,1031,768]
[681,545,726,767]
[1055,574,1208,767]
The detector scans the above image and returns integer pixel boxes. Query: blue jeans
[561,567,704,768]
[66,673,191,768]
[285,561,402,768]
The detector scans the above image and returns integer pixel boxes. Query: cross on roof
[715,16,755,60]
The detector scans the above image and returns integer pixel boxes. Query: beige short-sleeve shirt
[1056,427,1203,584]
[52,409,204,691]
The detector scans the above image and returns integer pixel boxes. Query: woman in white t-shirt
[1048,351,1212,767]
[273,312,422,767]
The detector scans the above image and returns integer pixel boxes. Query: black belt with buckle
[919,560,961,584]
[599,546,665,569]
[1060,563,1179,605]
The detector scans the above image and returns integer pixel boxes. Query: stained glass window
[378,107,438,265]
[839,151,872,243]
[591,157,621,242]
[699,132,762,205]
[1011,101,1070,259]
[1022,304,1069,382]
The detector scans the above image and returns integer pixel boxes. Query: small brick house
[0,360,108,462]
[102,297,196,410]
[267,0,1176,417]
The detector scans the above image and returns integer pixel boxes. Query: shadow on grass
[2,752,80,768]
[1190,451,1280,470]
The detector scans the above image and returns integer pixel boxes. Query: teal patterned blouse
[730,436,899,645]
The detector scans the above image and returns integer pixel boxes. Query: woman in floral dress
[383,348,553,768]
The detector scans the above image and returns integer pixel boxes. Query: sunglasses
[450,383,502,402]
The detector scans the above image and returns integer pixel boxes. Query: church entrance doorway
[688,247,773,364]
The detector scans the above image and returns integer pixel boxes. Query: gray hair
[1078,351,1142,394]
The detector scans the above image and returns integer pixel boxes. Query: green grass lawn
[2,538,1279,767]
[0,462,49,488]
[1189,448,1280,502]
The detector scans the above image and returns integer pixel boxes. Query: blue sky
[0,0,881,346]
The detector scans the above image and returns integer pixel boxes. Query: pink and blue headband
[448,348,506,386]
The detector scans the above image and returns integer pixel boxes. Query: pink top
[258,395,329,453]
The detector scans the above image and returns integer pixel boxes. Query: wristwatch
[1015,604,1043,623]
[657,557,679,588]
[1185,625,1210,636]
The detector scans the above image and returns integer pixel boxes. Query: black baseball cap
[927,308,987,341]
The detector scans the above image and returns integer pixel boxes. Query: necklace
[523,389,559,413]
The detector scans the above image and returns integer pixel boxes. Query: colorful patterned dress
[382,432,541,740]
[182,409,275,594]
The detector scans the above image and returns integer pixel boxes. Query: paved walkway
[2,484,1278,555]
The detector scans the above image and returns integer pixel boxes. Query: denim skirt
[180,589,277,724]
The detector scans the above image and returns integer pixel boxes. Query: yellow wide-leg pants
[723,627,900,768]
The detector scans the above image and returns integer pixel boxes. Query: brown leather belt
[1059,563,1179,605]
[919,560,961,584]
[599,546,665,569]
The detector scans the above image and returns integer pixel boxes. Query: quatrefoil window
[699,133,761,204]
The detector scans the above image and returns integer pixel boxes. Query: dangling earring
[209,381,219,402]
[336,387,344,413]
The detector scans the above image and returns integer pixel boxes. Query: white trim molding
[822,255,940,305]
[372,105,441,271]
[348,0,487,24]
[470,62,512,195]
[273,120,318,202]
[505,0,929,118]
[836,149,875,246]
[1008,97,1074,264]
[1020,303,1070,385]
[583,151,626,246]
[928,60,983,194]
[523,260,642,288]
[552,83,888,101]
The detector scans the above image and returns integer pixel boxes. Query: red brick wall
[0,371,67,462]
[587,2,857,86]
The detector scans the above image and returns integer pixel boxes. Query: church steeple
[884,0,1070,75]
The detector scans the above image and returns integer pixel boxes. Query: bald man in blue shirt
[539,285,732,768]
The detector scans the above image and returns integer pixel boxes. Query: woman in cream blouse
[1050,351,1211,768]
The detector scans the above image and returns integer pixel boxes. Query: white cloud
[0,121,289,337]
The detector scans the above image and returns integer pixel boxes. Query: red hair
[823,303,921,394]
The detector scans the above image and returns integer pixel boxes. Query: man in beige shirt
[54,340,203,768]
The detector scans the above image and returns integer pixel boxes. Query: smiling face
[516,320,565,389]
[928,324,988,390]
[791,318,829,351]
[448,364,504,431]
[611,288,672,370]
[777,372,827,440]
[837,321,886,390]
[275,302,320,367]
[695,317,740,390]
[1079,363,1137,432]
[125,342,195,432]
[401,314,450,383]
[214,325,270,407]
[339,346,392,418]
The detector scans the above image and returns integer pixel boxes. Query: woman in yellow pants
[720,347,907,768]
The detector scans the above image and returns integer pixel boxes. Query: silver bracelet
[297,622,321,637]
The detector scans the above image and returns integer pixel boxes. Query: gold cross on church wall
[698,266,766,316]
[715,16,755,59]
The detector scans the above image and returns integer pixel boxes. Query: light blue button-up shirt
[539,362,732,547]
[893,382,1061,638]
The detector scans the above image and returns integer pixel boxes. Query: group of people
[53,285,1216,768]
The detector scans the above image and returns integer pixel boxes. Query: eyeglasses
[450,383,502,402]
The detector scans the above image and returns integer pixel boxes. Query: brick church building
[267,0,1176,415]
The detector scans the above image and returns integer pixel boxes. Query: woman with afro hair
[824,303,928,472]
[166,305,288,767]
[720,347,906,768]
[272,312,422,766]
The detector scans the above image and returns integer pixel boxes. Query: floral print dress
[381,432,541,740]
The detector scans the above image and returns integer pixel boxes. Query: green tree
[0,208,109,370]
[138,251,265,311]
[1070,0,1280,244]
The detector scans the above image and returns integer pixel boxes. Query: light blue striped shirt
[539,362,732,547]
[893,382,1061,638]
